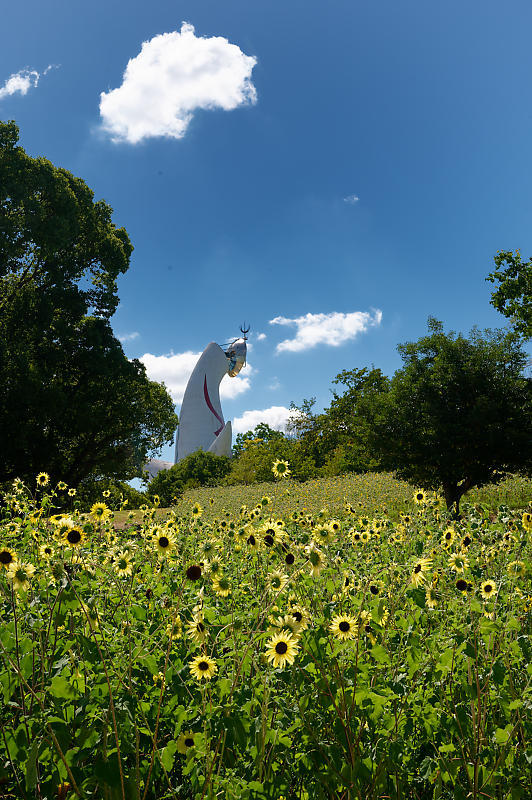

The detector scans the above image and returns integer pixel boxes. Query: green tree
[288,369,390,474]
[0,121,177,485]
[146,451,232,506]
[232,422,285,458]
[487,249,532,338]
[367,319,532,513]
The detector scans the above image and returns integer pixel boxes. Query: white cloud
[232,406,294,435]
[256,332,267,341]
[140,350,252,404]
[343,194,359,204]
[118,331,140,343]
[0,66,54,100]
[269,310,382,354]
[99,22,257,144]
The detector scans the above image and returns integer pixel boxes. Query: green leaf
[160,739,177,772]
[50,675,76,699]
[370,644,390,664]
[25,738,39,791]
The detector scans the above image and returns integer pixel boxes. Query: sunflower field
[0,474,531,800]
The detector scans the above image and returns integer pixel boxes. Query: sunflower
[448,553,469,573]
[461,534,473,549]
[480,580,496,600]
[272,459,291,479]
[63,527,85,548]
[507,560,526,578]
[246,533,260,551]
[313,524,335,546]
[306,545,324,577]
[186,618,207,644]
[413,489,427,505]
[189,655,217,682]
[7,561,36,591]
[57,481,67,491]
[205,559,222,577]
[455,578,470,593]
[67,488,76,497]
[154,529,176,556]
[177,731,196,755]
[265,632,299,668]
[522,512,532,531]
[267,571,288,593]
[114,552,133,577]
[260,495,272,507]
[425,585,439,608]
[39,543,54,560]
[212,575,231,597]
[191,502,203,518]
[90,502,111,523]
[442,528,456,547]
[330,614,357,641]
[368,579,384,597]
[288,605,310,632]
[411,558,432,588]
[0,547,17,569]
[36,472,50,487]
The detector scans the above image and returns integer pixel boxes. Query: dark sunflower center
[198,661,209,671]
[45,547,52,555]
[339,621,350,632]
[414,564,422,574]
[354,534,360,540]
[185,737,194,747]
[196,622,205,632]
[275,641,288,654]
[293,611,302,622]
[370,585,378,594]
[484,584,493,593]
[186,565,202,580]
[456,579,467,591]
[285,553,295,565]
[67,530,81,544]
[416,493,423,500]
[247,535,256,546]
[0,551,13,564]
[264,535,274,546]
[159,536,169,548]
[463,536,471,546]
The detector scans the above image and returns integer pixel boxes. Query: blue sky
[2,0,531,462]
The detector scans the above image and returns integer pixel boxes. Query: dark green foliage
[289,369,390,474]
[367,318,532,511]
[487,249,532,338]
[232,422,285,458]
[147,450,232,505]
[227,424,317,484]
[0,121,177,486]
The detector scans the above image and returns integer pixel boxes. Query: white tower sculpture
[145,328,248,480]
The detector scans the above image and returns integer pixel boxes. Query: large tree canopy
[0,121,177,486]
[367,319,532,512]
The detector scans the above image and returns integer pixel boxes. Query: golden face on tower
[225,338,247,377]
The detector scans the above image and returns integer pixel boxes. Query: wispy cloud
[256,332,267,341]
[269,310,382,354]
[140,350,252,404]
[232,406,294,435]
[0,65,55,101]
[343,194,359,204]
[99,22,257,144]
[118,331,140,343]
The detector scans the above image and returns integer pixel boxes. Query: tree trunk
[442,478,473,518]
